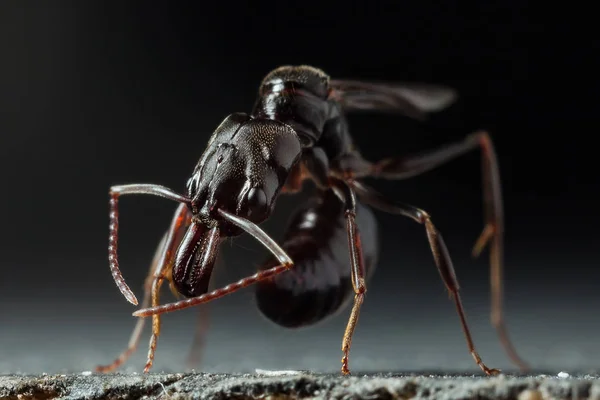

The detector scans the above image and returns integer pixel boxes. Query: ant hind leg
[350,180,501,376]
[336,132,528,372]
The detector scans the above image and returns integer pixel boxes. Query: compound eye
[244,186,268,220]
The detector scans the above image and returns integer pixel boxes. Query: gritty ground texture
[1,371,599,400]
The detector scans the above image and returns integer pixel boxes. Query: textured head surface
[186,113,302,229]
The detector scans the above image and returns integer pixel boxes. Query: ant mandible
[97,65,529,376]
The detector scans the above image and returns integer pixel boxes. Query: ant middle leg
[334,132,527,371]
[98,202,192,373]
[108,184,191,306]
[143,202,193,373]
[350,180,501,376]
[330,178,367,375]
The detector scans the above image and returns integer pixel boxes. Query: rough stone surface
[1,371,599,400]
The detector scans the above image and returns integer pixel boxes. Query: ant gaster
[97,65,528,375]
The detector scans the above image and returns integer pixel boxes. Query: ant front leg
[132,208,295,316]
[99,201,192,372]
[95,233,166,373]
[96,204,191,372]
[106,184,192,372]
[108,184,191,305]
[351,180,501,376]
[329,178,367,376]
[143,202,192,373]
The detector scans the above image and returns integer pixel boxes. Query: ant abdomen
[255,189,379,328]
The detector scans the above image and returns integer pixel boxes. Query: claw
[484,367,502,376]
[341,356,351,375]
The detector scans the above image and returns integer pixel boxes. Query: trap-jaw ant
[97,65,528,376]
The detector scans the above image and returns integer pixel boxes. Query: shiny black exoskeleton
[256,188,379,328]
[103,65,529,376]
[173,113,302,297]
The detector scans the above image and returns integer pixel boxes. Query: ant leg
[108,184,190,305]
[371,133,505,278]
[183,255,223,369]
[95,233,167,373]
[132,209,294,317]
[185,304,211,369]
[99,202,192,373]
[142,202,193,373]
[337,132,527,371]
[133,264,293,317]
[330,178,367,375]
[145,268,165,373]
[351,180,501,376]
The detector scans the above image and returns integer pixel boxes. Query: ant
[97,65,529,376]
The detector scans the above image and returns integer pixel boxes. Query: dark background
[0,2,598,375]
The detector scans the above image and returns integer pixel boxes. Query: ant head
[185,113,302,235]
[171,113,301,298]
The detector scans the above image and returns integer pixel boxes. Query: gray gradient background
[0,2,598,375]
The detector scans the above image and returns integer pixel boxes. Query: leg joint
[469,130,493,151]
[355,280,367,295]
[415,209,431,224]
[283,262,294,270]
